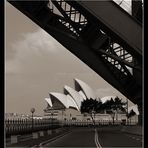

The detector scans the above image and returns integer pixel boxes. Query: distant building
[5,113,43,120]
[5,113,30,120]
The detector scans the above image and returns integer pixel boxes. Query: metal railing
[5,118,60,136]
[5,118,137,136]
[63,120,137,127]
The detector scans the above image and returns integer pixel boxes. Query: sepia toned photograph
[5,0,144,147]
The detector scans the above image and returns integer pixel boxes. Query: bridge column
[138,105,143,125]
[132,0,143,22]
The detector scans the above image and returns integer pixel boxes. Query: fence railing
[5,118,137,136]
[63,120,137,127]
[5,118,60,136]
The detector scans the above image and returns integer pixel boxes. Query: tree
[103,97,126,124]
[113,97,126,121]
[103,98,115,124]
[127,109,136,125]
[80,98,102,127]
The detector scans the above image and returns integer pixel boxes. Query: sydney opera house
[44,78,138,124]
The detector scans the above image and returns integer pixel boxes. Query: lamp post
[51,110,54,129]
[30,108,35,132]
[91,110,96,127]
[111,109,115,125]
[61,109,63,128]
[126,98,129,125]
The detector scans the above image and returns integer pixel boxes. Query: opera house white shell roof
[45,98,53,107]
[100,96,139,115]
[64,85,85,109]
[78,90,87,100]
[100,96,118,103]
[49,92,79,111]
[128,105,139,115]
[74,78,96,99]
[44,78,138,114]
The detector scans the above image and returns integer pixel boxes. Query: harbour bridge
[8,0,143,117]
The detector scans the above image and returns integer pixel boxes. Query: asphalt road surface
[43,127,96,147]
[42,126,143,148]
[97,126,143,147]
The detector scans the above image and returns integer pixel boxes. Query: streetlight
[30,108,35,131]
[91,110,96,127]
[61,109,65,128]
[126,98,129,125]
[50,110,54,129]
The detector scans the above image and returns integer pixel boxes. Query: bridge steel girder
[8,0,142,107]
[74,1,142,56]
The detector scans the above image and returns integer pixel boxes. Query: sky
[5,1,134,116]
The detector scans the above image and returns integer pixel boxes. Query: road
[42,126,143,148]
[97,126,143,147]
[42,127,96,147]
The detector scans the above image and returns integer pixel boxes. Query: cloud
[5,59,21,74]
[11,29,62,57]
[96,88,116,97]
[6,27,94,76]
[6,29,66,74]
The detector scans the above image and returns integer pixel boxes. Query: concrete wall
[44,108,139,124]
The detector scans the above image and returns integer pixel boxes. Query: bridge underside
[8,0,143,107]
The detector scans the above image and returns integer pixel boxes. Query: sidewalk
[6,127,71,147]
[121,125,143,136]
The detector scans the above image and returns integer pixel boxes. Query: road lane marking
[132,137,136,139]
[124,133,142,142]
[95,129,102,148]
[95,131,99,148]
[31,145,38,148]
[96,132,102,148]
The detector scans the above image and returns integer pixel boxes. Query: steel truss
[8,0,142,107]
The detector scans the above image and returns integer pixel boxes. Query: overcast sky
[5,2,133,116]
